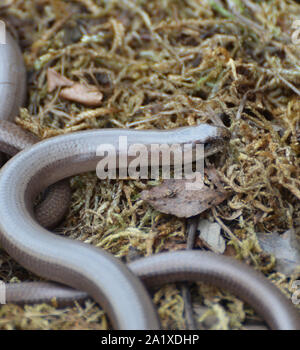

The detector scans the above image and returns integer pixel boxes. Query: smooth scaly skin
[5,250,300,330]
[0,120,71,228]
[0,26,299,330]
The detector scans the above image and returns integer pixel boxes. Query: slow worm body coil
[0,28,299,330]
[0,31,70,228]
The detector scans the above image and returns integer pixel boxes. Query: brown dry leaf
[60,83,103,106]
[47,68,74,92]
[141,179,228,218]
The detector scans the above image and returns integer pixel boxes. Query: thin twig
[181,216,200,330]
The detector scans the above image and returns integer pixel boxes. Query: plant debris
[59,82,103,106]
[198,219,226,254]
[47,68,103,106]
[257,229,300,275]
[0,0,299,330]
[141,178,229,217]
[47,68,74,92]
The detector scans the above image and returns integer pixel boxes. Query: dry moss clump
[0,0,299,329]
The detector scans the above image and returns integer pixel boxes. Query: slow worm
[0,28,299,330]
[0,120,71,228]
[0,31,70,228]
